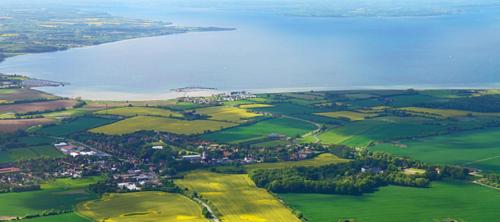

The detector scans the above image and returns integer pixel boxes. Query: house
[152,145,163,150]
[54,142,68,147]
[0,167,21,174]
[117,182,141,191]
[182,155,202,161]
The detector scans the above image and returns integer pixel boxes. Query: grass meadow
[244,153,348,171]
[317,117,447,147]
[201,118,316,144]
[281,180,500,222]
[0,177,101,218]
[0,145,63,163]
[38,116,115,136]
[371,127,500,172]
[176,171,301,222]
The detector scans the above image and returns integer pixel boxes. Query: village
[178,91,257,105]
[0,131,321,193]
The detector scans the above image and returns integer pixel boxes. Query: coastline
[30,82,500,102]
[0,26,234,67]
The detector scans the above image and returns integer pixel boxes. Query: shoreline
[31,83,500,102]
[0,26,234,68]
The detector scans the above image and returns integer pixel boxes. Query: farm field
[317,117,447,147]
[348,93,442,108]
[90,116,236,135]
[0,118,54,133]
[17,135,54,146]
[0,99,77,114]
[22,213,90,222]
[0,177,101,218]
[77,192,208,222]
[94,106,182,118]
[371,127,500,172]
[176,171,301,222]
[244,153,348,171]
[42,108,96,118]
[0,88,57,103]
[398,107,500,118]
[238,103,273,109]
[85,100,177,109]
[202,117,316,144]
[249,103,322,115]
[316,111,376,121]
[0,145,63,163]
[0,112,15,119]
[38,116,115,136]
[280,180,500,222]
[194,106,261,123]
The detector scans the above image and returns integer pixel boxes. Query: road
[472,180,500,190]
[193,197,221,222]
[284,115,323,143]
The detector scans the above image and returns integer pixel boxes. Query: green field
[0,177,101,219]
[348,94,442,108]
[398,107,500,118]
[176,171,300,222]
[94,106,183,118]
[244,153,348,171]
[316,111,377,121]
[249,103,323,115]
[281,181,500,222]
[0,145,63,163]
[17,136,54,146]
[77,192,208,222]
[38,117,115,136]
[42,108,95,119]
[371,127,500,172]
[317,117,447,147]
[90,116,236,135]
[202,118,316,144]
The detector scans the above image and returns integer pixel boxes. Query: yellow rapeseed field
[89,116,236,135]
[95,106,183,118]
[176,171,301,222]
[194,106,261,123]
[239,104,273,109]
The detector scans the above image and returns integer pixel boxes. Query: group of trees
[250,159,429,195]
[0,183,41,193]
[22,209,72,220]
[250,150,470,195]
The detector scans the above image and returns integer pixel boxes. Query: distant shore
[28,83,500,102]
